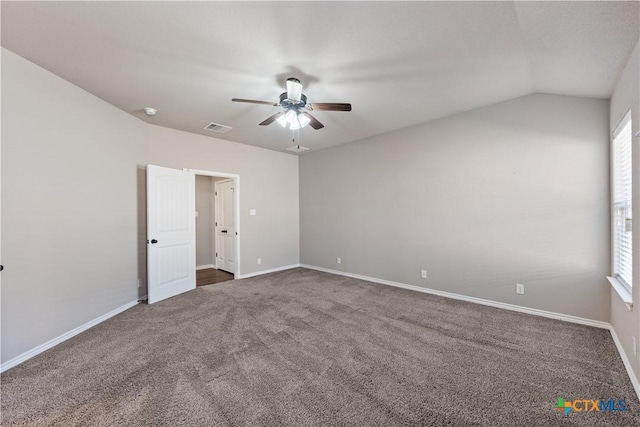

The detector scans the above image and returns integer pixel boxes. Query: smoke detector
[204,122,232,133]
[144,107,157,116]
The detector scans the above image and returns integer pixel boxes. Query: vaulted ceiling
[2,1,638,153]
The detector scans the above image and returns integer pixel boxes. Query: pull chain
[292,128,301,150]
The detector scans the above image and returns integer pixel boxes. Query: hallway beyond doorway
[196,268,234,287]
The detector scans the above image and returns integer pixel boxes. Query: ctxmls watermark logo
[555,397,627,416]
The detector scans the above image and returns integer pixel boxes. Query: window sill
[607,276,633,310]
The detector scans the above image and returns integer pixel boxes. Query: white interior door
[215,179,236,274]
[147,164,196,304]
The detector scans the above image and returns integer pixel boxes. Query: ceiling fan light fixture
[290,112,302,130]
[286,78,303,102]
[297,113,311,128]
[276,109,311,130]
[285,109,297,123]
[285,110,299,130]
[276,114,288,128]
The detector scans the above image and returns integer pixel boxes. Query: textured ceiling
[2,1,638,154]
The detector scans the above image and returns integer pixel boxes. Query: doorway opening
[146,165,241,304]
[193,169,240,287]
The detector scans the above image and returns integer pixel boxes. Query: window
[612,111,633,292]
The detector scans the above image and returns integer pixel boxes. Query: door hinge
[216,252,218,257]
[215,191,217,196]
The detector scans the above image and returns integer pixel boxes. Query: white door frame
[187,169,240,278]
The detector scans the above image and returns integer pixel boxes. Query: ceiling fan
[232,78,351,130]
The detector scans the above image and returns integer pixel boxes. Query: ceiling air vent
[287,145,310,153]
[204,122,232,133]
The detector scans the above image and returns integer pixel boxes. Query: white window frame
[610,111,633,297]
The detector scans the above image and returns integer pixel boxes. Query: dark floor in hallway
[196,268,234,286]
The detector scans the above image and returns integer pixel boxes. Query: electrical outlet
[516,284,525,295]
[421,270,427,279]
[633,337,637,357]
[257,258,262,265]
[337,257,341,264]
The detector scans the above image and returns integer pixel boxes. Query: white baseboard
[609,327,640,402]
[301,264,609,329]
[0,299,140,373]
[196,264,215,270]
[237,264,301,279]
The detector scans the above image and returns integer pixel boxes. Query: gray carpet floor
[1,267,638,426]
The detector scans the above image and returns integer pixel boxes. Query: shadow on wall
[137,165,148,299]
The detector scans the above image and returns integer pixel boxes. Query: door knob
[150,239,158,244]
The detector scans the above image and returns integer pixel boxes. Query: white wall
[1,49,300,366]
[148,125,300,277]
[1,48,148,363]
[610,38,640,387]
[300,93,611,321]
[1,43,624,378]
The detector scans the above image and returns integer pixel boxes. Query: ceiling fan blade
[259,112,284,126]
[300,112,324,130]
[232,98,277,106]
[308,103,352,112]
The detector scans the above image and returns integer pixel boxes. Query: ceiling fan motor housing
[279,92,307,109]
